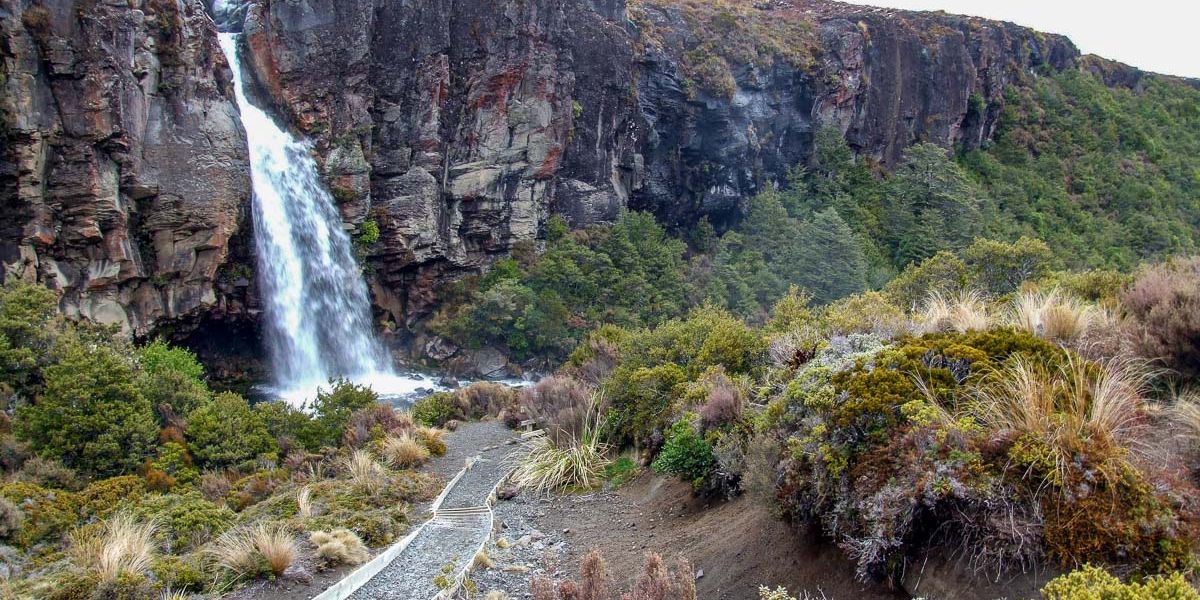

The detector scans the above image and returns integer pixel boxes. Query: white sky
[838,0,1200,79]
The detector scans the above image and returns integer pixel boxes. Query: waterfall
[218,33,421,404]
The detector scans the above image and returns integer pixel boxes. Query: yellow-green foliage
[79,476,146,518]
[0,482,82,548]
[131,490,234,552]
[150,554,207,592]
[601,306,765,445]
[821,291,908,337]
[1041,564,1200,599]
[301,472,435,545]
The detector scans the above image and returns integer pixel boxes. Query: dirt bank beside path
[479,472,905,600]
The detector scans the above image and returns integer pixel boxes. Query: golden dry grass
[918,290,991,334]
[381,434,430,468]
[211,523,295,578]
[68,513,157,582]
[971,355,1149,488]
[343,449,389,492]
[1010,288,1093,343]
[310,528,370,566]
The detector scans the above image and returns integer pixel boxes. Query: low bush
[0,482,82,547]
[79,476,146,518]
[131,490,234,552]
[150,554,207,592]
[13,457,81,491]
[520,375,593,446]
[458,382,520,419]
[698,375,742,431]
[651,418,715,489]
[1122,256,1200,378]
[412,392,459,427]
[1040,564,1199,599]
[187,392,277,469]
[307,380,380,449]
[342,405,415,449]
[0,497,24,540]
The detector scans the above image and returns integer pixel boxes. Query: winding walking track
[315,423,528,600]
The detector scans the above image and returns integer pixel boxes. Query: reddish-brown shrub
[1123,256,1200,378]
[699,381,742,431]
[458,382,520,419]
[624,553,695,600]
[199,471,233,503]
[341,405,415,448]
[532,550,692,600]
[520,375,595,446]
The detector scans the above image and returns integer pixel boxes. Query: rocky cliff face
[0,0,1097,342]
[0,0,252,336]
[239,0,1079,332]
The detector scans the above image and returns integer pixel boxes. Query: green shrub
[1040,564,1200,599]
[15,334,158,477]
[306,379,379,448]
[138,339,204,383]
[187,392,277,469]
[150,554,207,592]
[133,490,234,552]
[79,476,146,518]
[0,280,58,394]
[652,418,715,488]
[254,400,315,450]
[411,392,459,427]
[151,441,199,484]
[138,369,211,427]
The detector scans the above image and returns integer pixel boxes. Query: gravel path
[343,421,523,600]
[349,518,490,600]
[440,441,523,509]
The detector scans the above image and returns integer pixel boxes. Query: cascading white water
[218,33,431,404]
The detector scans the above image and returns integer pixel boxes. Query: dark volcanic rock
[0,0,1160,352]
[0,0,252,336]
[236,0,1082,330]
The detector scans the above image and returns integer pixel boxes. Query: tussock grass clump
[415,426,447,456]
[971,355,1149,488]
[1010,288,1093,343]
[512,397,610,494]
[68,514,157,582]
[210,523,295,578]
[310,528,369,566]
[342,449,388,492]
[918,290,991,334]
[380,434,430,468]
[295,486,313,518]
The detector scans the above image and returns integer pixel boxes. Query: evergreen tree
[887,142,981,265]
[796,208,869,304]
[16,334,158,477]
